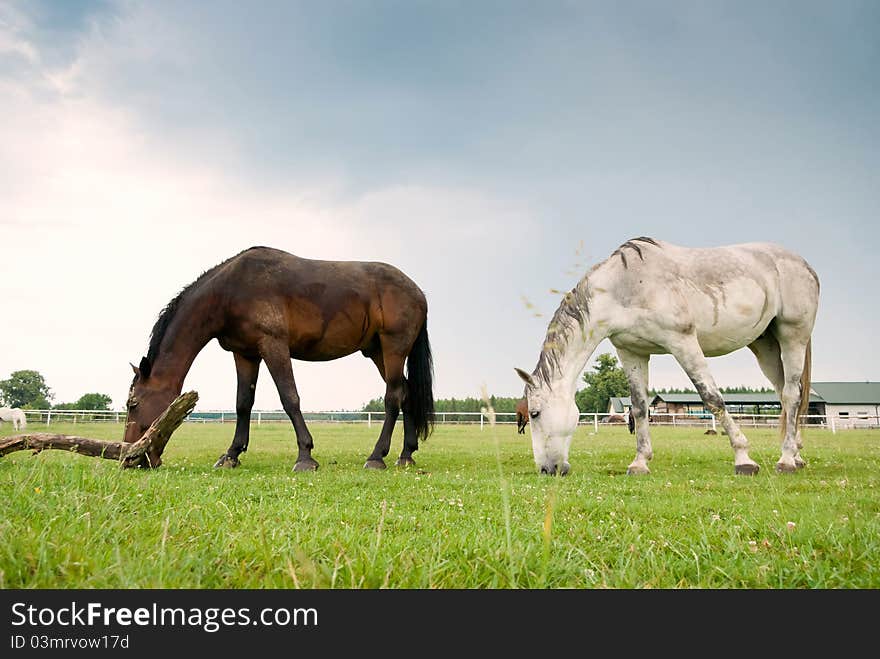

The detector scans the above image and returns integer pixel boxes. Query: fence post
[46,410,51,426]
[367,411,371,428]
[830,415,836,434]
[593,413,598,433]
[711,415,717,432]
[258,411,262,426]
[480,413,484,431]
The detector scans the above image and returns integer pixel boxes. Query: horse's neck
[542,299,607,396]
[151,295,221,391]
[555,330,605,396]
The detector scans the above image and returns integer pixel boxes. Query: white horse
[0,406,27,431]
[516,237,819,476]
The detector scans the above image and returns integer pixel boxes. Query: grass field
[1,420,878,588]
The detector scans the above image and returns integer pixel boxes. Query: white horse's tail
[798,338,812,426]
[779,338,812,439]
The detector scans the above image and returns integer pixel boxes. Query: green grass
[1,420,878,588]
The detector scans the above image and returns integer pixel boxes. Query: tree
[74,393,113,410]
[362,397,385,412]
[0,370,53,409]
[54,393,113,410]
[575,353,630,413]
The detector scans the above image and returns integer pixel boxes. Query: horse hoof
[775,461,797,473]
[213,454,239,469]
[364,459,387,470]
[395,457,416,468]
[293,459,319,472]
[626,464,650,476]
[735,463,760,476]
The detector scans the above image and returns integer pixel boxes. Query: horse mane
[611,236,659,269]
[146,248,260,363]
[533,237,660,384]
[535,281,591,385]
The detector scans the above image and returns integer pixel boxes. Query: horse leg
[772,325,811,473]
[364,352,406,470]
[749,331,806,469]
[670,337,760,475]
[261,343,319,472]
[398,386,419,467]
[617,347,653,475]
[214,353,260,468]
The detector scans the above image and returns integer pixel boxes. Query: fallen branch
[0,391,198,469]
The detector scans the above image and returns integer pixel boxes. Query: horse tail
[405,320,435,442]
[796,338,812,429]
[778,337,812,440]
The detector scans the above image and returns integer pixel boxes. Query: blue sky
[1,1,878,411]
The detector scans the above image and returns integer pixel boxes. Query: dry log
[0,391,198,469]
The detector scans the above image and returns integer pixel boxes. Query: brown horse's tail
[779,337,812,439]
[405,320,435,441]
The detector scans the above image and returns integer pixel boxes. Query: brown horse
[123,246,435,471]
[515,398,529,434]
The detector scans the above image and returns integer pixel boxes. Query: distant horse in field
[516,237,818,476]
[515,398,529,434]
[124,246,435,470]
[0,407,27,431]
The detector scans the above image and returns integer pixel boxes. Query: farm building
[648,392,825,419]
[604,383,880,428]
[809,381,880,428]
[607,397,632,415]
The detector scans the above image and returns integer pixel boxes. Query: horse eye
[128,398,139,409]
[530,410,540,419]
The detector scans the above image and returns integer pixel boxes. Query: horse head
[514,367,577,476]
[123,356,176,466]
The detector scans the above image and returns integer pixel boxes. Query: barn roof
[810,382,880,405]
[608,397,631,413]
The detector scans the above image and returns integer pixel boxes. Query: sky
[1,0,878,412]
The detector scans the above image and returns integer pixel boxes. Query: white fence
[10,409,878,434]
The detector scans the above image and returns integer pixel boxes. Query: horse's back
[600,239,818,355]
[225,247,425,301]
[216,247,427,358]
[643,241,818,298]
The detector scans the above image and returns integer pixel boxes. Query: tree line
[362,395,524,414]
[0,370,113,410]
[3,360,775,417]
[361,353,779,416]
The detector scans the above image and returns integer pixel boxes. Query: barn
[649,392,824,417]
[809,381,880,428]
[607,396,632,416]
[605,383,880,429]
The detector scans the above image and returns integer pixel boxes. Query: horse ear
[514,367,536,388]
[138,356,152,380]
[130,362,140,378]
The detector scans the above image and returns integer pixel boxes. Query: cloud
[2,0,879,417]
[0,9,543,411]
